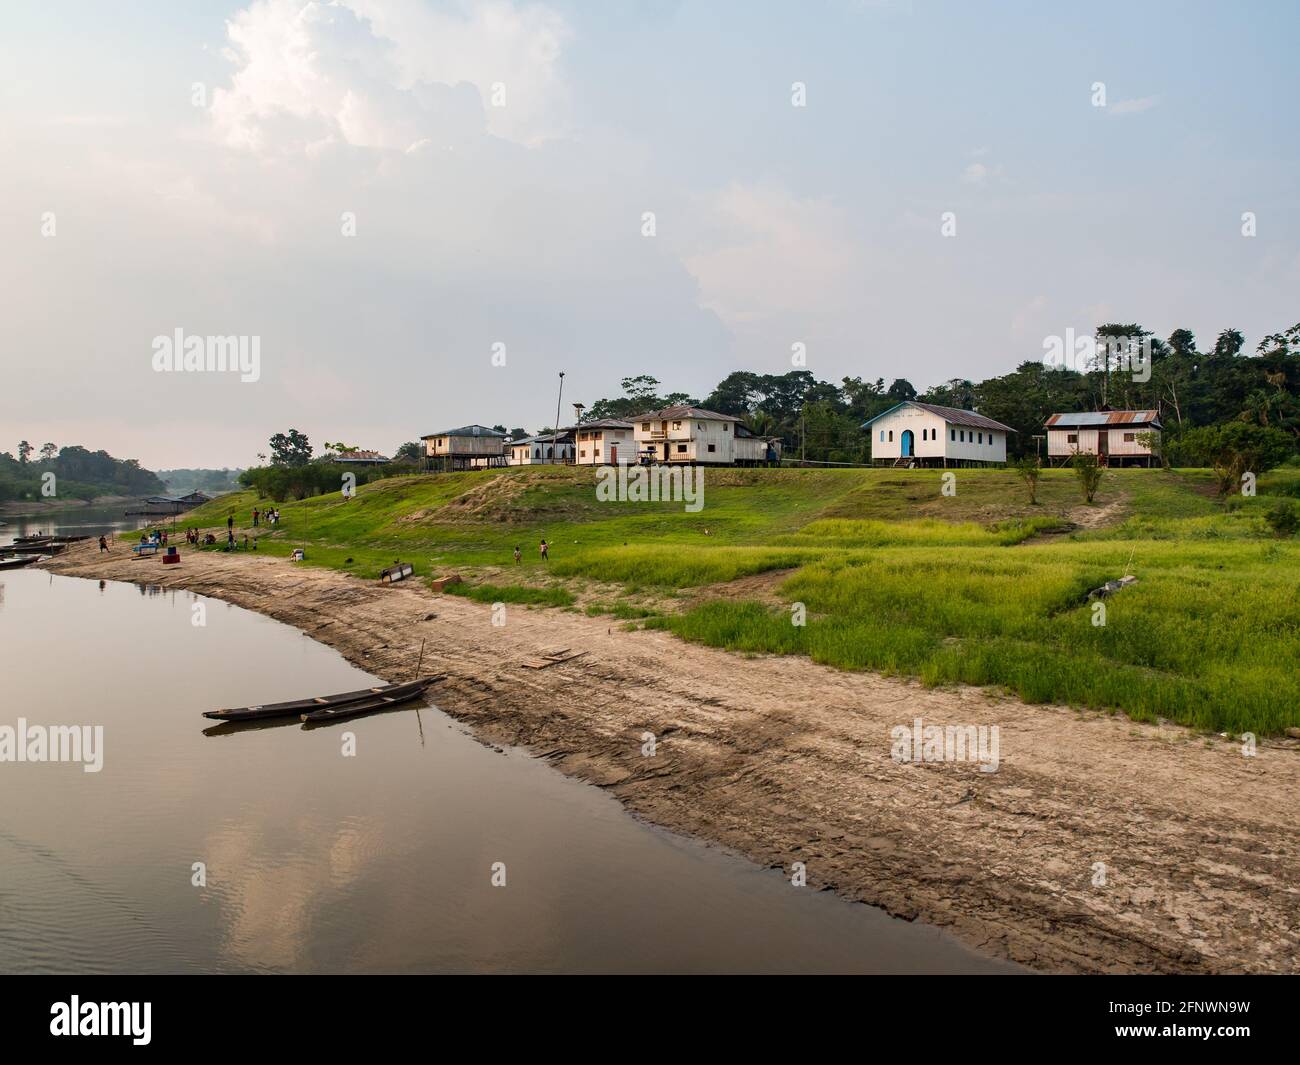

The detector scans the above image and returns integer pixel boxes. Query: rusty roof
[1045,410,1161,428]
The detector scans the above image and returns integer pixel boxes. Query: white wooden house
[572,419,634,465]
[633,406,740,464]
[506,431,575,465]
[862,401,1013,468]
[420,424,508,471]
[1045,410,1161,467]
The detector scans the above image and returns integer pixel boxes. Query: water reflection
[0,570,1020,974]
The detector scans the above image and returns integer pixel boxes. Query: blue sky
[1,0,1296,467]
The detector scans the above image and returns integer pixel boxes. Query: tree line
[0,444,164,504]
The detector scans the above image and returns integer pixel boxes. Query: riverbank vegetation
[179,463,1300,734]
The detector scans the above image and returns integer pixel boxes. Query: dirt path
[37,542,1300,973]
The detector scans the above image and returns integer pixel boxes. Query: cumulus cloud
[210,0,570,153]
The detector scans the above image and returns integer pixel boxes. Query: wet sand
[38,540,1300,973]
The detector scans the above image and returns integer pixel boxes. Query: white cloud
[210,0,570,154]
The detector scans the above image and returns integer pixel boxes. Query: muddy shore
[37,540,1300,973]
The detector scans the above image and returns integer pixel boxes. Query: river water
[0,569,1017,974]
[1,503,150,548]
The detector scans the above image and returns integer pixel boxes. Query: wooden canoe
[0,555,40,570]
[300,675,442,724]
[203,678,433,722]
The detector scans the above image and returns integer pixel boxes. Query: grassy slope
[177,465,1300,734]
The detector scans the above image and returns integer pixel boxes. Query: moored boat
[300,676,442,724]
[202,677,438,722]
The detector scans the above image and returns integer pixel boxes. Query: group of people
[139,529,168,547]
[250,507,281,527]
[513,539,550,563]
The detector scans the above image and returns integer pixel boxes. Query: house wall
[871,408,1007,463]
[633,417,735,463]
[422,434,505,458]
[574,428,633,465]
[508,441,573,465]
[1048,428,1157,457]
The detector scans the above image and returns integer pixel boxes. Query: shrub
[1264,499,1299,537]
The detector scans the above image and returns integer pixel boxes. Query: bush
[1071,451,1104,503]
[1264,499,1299,537]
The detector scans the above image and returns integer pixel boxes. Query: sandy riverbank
[36,540,1300,973]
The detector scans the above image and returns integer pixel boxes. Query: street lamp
[551,372,565,464]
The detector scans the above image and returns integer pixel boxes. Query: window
[677,444,687,453]
[888,430,894,442]
[674,421,682,429]
[534,448,541,458]
[722,424,728,432]
[880,430,885,442]
[1123,433,1135,442]
[579,450,586,458]
[641,423,651,431]
[707,443,716,453]
[950,428,955,441]
[1067,433,1078,444]
[921,428,927,441]
[960,431,965,442]
[978,432,983,444]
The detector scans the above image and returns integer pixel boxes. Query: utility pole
[551,372,565,465]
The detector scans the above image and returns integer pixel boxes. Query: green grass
[179,464,1300,733]
[443,582,574,607]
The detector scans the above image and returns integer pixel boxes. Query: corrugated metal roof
[508,431,575,446]
[632,405,740,422]
[861,401,1016,433]
[420,424,508,439]
[1045,410,1160,428]
[569,418,633,430]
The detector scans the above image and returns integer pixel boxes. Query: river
[0,568,1017,973]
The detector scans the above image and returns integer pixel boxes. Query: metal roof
[420,424,508,439]
[860,401,1016,433]
[632,405,741,423]
[508,432,575,446]
[570,418,633,430]
[1045,410,1161,428]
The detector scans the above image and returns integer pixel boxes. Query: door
[1098,431,1109,463]
[609,444,617,464]
[901,429,914,457]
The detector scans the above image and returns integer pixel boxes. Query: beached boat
[202,677,438,722]
[380,560,414,583]
[0,555,40,570]
[5,542,65,555]
[300,675,443,724]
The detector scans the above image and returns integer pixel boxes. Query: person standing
[253,508,260,527]
[227,514,234,534]
[539,539,549,563]
[513,546,522,564]
[98,535,108,553]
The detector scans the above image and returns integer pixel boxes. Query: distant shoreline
[0,494,138,517]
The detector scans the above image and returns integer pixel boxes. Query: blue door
[901,429,914,457]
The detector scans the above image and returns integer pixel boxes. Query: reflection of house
[573,419,634,465]
[733,423,782,466]
[419,425,508,471]
[632,406,740,464]
[862,401,1013,468]
[506,431,575,465]
[1045,410,1161,467]
[330,449,389,466]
